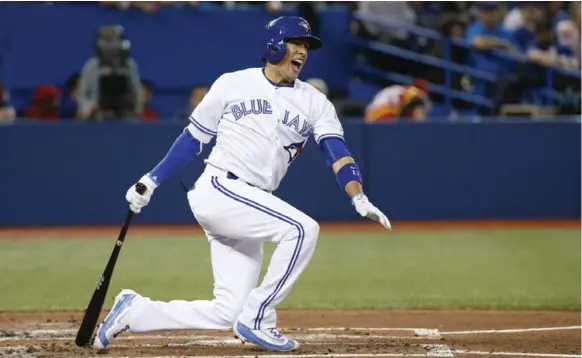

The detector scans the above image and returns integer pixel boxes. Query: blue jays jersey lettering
[281,111,313,138]
[230,99,273,120]
[228,99,313,139]
[186,67,343,192]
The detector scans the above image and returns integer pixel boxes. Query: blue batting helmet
[260,16,323,64]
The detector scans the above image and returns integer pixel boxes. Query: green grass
[1,228,580,311]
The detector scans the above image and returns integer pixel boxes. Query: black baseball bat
[74,182,147,347]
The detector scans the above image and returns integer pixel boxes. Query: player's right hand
[125,174,158,214]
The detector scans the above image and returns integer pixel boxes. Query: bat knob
[135,182,147,195]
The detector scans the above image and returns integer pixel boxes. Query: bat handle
[135,182,147,195]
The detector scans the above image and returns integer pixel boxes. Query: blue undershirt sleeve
[147,129,203,186]
[319,137,351,167]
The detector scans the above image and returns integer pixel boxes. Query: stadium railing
[352,12,582,114]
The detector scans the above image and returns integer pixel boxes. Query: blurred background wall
[0,1,580,226]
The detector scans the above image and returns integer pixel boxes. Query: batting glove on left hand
[352,193,391,230]
[125,174,158,214]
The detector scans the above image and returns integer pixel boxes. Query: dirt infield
[0,310,579,358]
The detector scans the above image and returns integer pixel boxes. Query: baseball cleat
[233,320,299,351]
[92,289,137,349]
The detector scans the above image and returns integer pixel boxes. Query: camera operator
[78,25,142,120]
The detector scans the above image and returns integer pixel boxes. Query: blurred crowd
[354,1,581,121]
[0,1,337,123]
[0,76,210,123]
[0,22,210,123]
[0,1,580,124]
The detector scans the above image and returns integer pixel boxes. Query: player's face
[281,39,309,81]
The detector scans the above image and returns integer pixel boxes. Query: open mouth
[290,59,303,72]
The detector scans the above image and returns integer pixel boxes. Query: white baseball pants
[127,165,320,331]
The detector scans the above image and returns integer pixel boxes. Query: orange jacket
[365,85,428,122]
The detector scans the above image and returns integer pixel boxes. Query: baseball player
[92,16,391,352]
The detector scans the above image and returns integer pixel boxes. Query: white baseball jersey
[185,67,344,192]
[123,68,344,333]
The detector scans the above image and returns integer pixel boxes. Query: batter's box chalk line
[439,325,581,335]
[0,327,443,341]
[11,333,431,341]
[0,333,439,343]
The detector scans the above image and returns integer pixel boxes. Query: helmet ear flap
[263,40,287,64]
[268,43,280,54]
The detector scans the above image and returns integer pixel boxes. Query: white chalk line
[301,328,435,332]
[0,328,441,342]
[302,328,441,337]
[441,326,582,335]
[143,341,438,348]
[0,327,434,335]
[6,325,578,338]
[0,332,437,343]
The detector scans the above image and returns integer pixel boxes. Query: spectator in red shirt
[25,84,62,121]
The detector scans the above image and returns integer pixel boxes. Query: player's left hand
[352,193,391,230]
[125,174,158,214]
